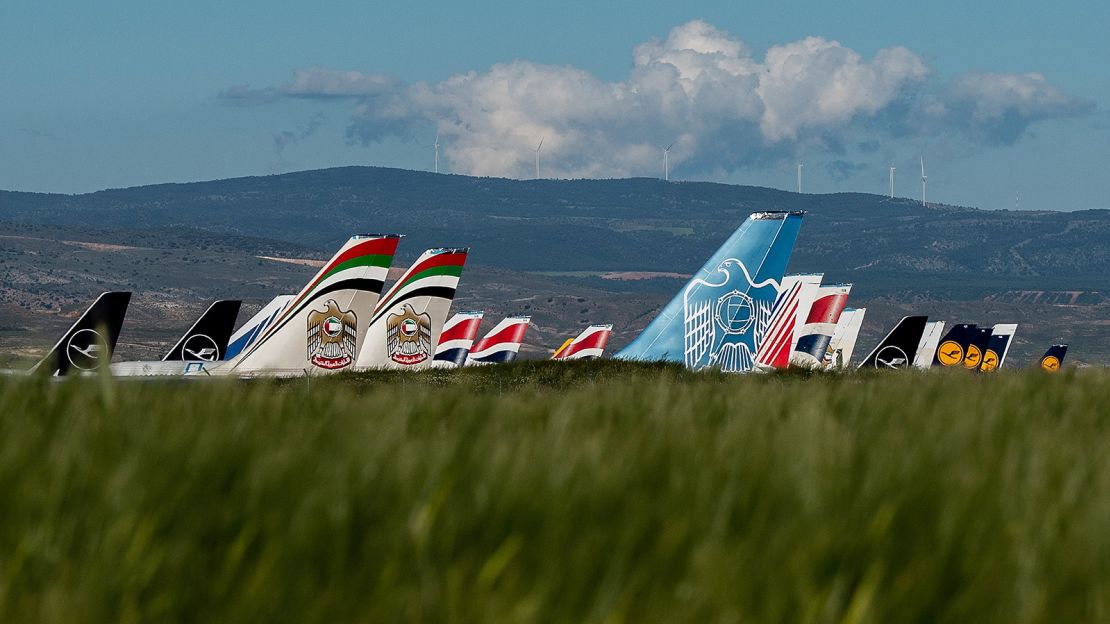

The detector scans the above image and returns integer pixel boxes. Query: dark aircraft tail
[961,327,994,370]
[932,323,978,368]
[857,315,929,370]
[162,300,243,362]
[1039,344,1068,372]
[31,291,132,375]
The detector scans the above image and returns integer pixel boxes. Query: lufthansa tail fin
[355,248,469,370]
[913,321,946,369]
[552,324,613,361]
[466,316,531,365]
[31,291,132,376]
[432,311,484,368]
[162,300,242,362]
[824,307,866,369]
[615,211,804,372]
[980,324,1018,372]
[932,323,977,367]
[224,295,294,360]
[857,315,928,370]
[1039,344,1068,372]
[962,327,994,370]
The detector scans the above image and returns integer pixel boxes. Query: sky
[2,0,1108,211]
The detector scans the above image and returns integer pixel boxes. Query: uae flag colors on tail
[552,325,613,361]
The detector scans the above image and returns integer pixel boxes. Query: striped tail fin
[980,324,1018,372]
[552,324,613,361]
[31,291,132,376]
[912,321,946,369]
[755,273,822,369]
[858,316,929,370]
[432,311,485,368]
[225,234,401,376]
[824,307,866,369]
[615,211,804,372]
[466,316,531,365]
[355,248,469,370]
[162,300,242,362]
[932,323,978,367]
[1038,344,1067,372]
[790,283,851,369]
[224,295,294,360]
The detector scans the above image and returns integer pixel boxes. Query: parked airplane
[933,324,978,368]
[824,307,866,369]
[111,299,243,376]
[552,324,613,361]
[11,291,132,376]
[857,316,929,369]
[980,324,1018,372]
[962,327,994,370]
[1039,344,1068,372]
[755,273,822,369]
[791,283,851,369]
[615,211,805,372]
[431,311,484,367]
[224,295,294,360]
[466,316,531,365]
[913,321,946,369]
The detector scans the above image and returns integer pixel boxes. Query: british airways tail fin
[553,324,613,361]
[224,295,294,361]
[355,247,469,370]
[755,273,822,369]
[913,321,946,369]
[824,307,866,369]
[466,316,531,365]
[932,323,978,367]
[980,324,1017,372]
[791,283,851,369]
[31,291,132,376]
[857,315,928,370]
[1039,344,1068,372]
[224,234,401,376]
[161,300,242,362]
[615,211,804,372]
[432,311,484,367]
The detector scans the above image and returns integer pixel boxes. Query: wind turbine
[920,156,928,207]
[797,163,804,193]
[534,136,544,180]
[889,166,896,198]
[433,132,440,174]
[663,141,675,181]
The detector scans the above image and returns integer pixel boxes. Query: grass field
[2,362,1109,623]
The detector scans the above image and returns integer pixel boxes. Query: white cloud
[222,20,1091,179]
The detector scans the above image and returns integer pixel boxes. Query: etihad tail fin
[824,307,866,369]
[227,234,401,375]
[1039,344,1068,372]
[31,291,132,375]
[432,311,484,367]
[913,321,946,369]
[466,316,531,365]
[162,300,242,362]
[224,294,294,360]
[615,211,804,372]
[755,273,822,369]
[791,283,851,368]
[932,323,977,367]
[962,327,994,370]
[553,324,613,361]
[355,248,469,370]
[980,324,1017,372]
[857,315,928,370]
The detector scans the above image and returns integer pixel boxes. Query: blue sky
[2,0,1107,211]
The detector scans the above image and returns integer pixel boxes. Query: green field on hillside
[2,362,1109,623]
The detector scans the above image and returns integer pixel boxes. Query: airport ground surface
[1,361,1108,622]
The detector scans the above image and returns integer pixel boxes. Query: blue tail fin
[1039,344,1068,372]
[615,211,804,372]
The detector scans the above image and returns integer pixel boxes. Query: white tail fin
[824,307,866,369]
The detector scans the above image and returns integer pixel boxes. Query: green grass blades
[1,363,1110,623]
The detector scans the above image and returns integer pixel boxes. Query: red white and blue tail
[755,273,822,369]
[790,284,851,368]
[432,311,485,367]
[552,324,613,361]
[824,307,866,369]
[465,316,531,365]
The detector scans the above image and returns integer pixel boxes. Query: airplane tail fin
[432,311,485,368]
[31,291,132,375]
[466,316,531,365]
[162,300,242,362]
[224,294,294,360]
[755,273,822,369]
[790,284,851,368]
[355,247,469,370]
[981,324,1018,372]
[615,211,804,372]
[1039,344,1068,372]
[824,307,866,369]
[227,234,402,375]
[552,324,613,361]
[913,321,946,369]
[962,327,994,370]
[857,315,929,370]
[932,323,977,367]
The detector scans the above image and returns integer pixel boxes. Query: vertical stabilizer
[962,327,994,370]
[1038,344,1068,372]
[824,307,866,369]
[224,295,294,360]
[932,323,978,368]
[857,316,929,370]
[162,300,242,362]
[981,324,1018,372]
[552,324,613,361]
[913,321,946,369]
[225,234,401,376]
[755,273,822,369]
[355,248,469,370]
[791,283,851,368]
[615,211,804,372]
[466,316,531,365]
[31,291,132,376]
[432,311,485,368]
